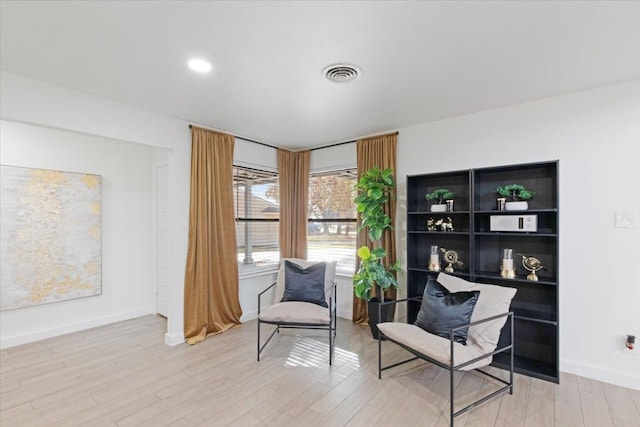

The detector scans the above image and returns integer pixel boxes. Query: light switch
[614,212,638,228]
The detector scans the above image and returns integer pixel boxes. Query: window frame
[307,168,358,275]
[233,165,280,272]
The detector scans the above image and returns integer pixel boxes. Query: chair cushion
[258,301,331,325]
[377,322,490,371]
[281,260,327,307]
[274,258,336,305]
[437,273,516,357]
[414,276,480,345]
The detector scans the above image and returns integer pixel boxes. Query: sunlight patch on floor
[284,337,360,368]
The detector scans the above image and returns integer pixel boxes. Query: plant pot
[367,297,396,339]
[505,201,528,211]
[430,204,447,212]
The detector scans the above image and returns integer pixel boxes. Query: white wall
[310,142,356,173]
[0,120,162,346]
[234,137,278,172]
[396,80,640,389]
[0,71,191,347]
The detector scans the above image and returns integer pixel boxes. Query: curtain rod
[310,131,399,151]
[188,124,278,149]
[309,140,355,151]
[188,124,398,152]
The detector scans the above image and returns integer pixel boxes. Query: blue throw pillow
[281,260,328,308]
[414,276,479,345]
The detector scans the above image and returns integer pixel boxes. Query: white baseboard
[560,359,640,390]
[241,310,258,322]
[336,308,352,320]
[164,332,185,346]
[0,308,153,349]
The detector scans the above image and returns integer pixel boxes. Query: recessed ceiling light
[323,64,360,83]
[188,59,212,73]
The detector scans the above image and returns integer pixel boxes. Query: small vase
[430,204,447,212]
[505,201,528,211]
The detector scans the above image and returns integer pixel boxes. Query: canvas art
[0,165,102,311]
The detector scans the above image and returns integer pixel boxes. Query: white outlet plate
[614,212,638,228]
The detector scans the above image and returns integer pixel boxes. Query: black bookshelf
[406,161,559,383]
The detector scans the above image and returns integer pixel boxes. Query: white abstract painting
[1,165,102,311]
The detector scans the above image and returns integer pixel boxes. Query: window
[233,166,279,270]
[308,169,358,274]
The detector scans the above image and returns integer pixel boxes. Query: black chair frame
[257,281,337,364]
[377,297,514,427]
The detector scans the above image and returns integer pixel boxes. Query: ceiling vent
[323,64,361,83]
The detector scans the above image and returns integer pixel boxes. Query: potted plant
[353,167,402,338]
[496,184,535,210]
[425,189,455,212]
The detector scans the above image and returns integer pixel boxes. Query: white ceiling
[1,1,639,149]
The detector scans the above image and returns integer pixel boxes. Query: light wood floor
[1,315,638,427]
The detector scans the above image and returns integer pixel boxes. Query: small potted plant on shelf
[496,184,535,210]
[353,167,402,339]
[425,189,455,212]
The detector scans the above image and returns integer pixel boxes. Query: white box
[490,215,538,232]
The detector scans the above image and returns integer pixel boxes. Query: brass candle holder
[500,248,516,279]
[428,245,440,271]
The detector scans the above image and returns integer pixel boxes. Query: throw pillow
[281,260,328,308]
[414,276,480,345]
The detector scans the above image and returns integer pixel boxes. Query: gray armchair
[257,258,337,364]
[377,273,516,426]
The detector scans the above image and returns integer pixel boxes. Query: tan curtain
[278,149,310,259]
[184,127,242,345]
[353,133,398,325]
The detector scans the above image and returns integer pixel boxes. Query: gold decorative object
[441,216,454,232]
[426,216,454,232]
[440,247,463,273]
[500,248,516,279]
[518,253,545,281]
[428,245,440,271]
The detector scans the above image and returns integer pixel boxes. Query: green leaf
[496,184,535,201]
[381,168,394,185]
[369,228,383,242]
[371,247,387,258]
[357,246,371,260]
[367,188,382,200]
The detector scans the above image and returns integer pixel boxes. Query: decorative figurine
[518,253,545,281]
[426,217,454,232]
[440,247,463,273]
[441,217,454,232]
